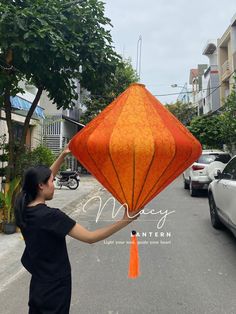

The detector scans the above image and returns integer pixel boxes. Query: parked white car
[208,155,236,236]
[183,150,231,196]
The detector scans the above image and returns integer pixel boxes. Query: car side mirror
[214,169,222,179]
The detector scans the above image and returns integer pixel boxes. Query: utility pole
[136,35,142,81]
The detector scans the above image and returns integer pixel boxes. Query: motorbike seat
[60,171,77,176]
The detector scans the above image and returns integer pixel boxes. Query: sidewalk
[0,175,102,292]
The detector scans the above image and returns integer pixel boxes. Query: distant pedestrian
[14,143,140,314]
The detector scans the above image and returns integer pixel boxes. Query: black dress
[21,203,76,314]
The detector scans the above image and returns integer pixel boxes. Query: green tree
[2,144,56,177]
[80,58,139,124]
[188,114,223,149]
[28,145,56,168]
[0,0,119,180]
[219,83,236,152]
[165,101,197,126]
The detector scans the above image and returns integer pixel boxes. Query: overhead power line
[1,57,235,101]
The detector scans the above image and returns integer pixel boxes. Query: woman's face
[43,173,55,200]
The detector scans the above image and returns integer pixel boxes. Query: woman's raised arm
[50,143,71,177]
[68,207,140,244]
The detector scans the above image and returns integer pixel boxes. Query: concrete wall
[0,110,42,149]
[40,91,59,115]
[232,24,236,70]
[218,16,236,106]
[211,73,220,112]
[208,53,217,65]
[62,120,77,141]
[40,90,81,171]
[0,80,43,147]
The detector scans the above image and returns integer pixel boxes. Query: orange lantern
[69,83,202,211]
[69,83,202,279]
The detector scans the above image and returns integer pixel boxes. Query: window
[221,157,236,180]
[197,153,231,165]
[12,123,24,141]
[214,154,231,164]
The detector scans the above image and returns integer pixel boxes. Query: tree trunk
[4,90,14,182]
[14,86,43,177]
[20,86,43,149]
[4,86,43,181]
[2,50,44,215]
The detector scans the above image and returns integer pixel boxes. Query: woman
[14,144,140,314]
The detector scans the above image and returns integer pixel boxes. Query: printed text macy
[82,196,175,230]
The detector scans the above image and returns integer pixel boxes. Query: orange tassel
[128,230,140,279]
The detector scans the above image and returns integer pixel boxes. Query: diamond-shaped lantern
[69,83,202,211]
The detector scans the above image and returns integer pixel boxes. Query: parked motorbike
[54,170,80,190]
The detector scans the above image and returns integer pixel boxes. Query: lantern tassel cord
[128,230,140,279]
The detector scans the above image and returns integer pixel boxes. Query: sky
[104,0,236,104]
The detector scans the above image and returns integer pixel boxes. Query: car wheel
[189,179,198,197]
[208,193,223,229]
[184,179,189,190]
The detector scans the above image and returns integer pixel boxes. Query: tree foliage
[187,79,236,151]
[1,144,56,178]
[0,0,119,180]
[188,114,223,149]
[80,58,139,124]
[0,0,118,108]
[219,85,236,152]
[165,101,197,126]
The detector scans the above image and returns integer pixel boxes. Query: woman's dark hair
[14,165,52,228]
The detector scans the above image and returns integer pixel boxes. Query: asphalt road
[1,176,236,314]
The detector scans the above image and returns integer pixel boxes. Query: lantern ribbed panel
[69,83,202,211]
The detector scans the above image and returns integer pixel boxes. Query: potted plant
[0,177,21,234]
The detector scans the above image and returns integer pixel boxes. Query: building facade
[202,40,220,114]
[217,13,236,105]
[189,64,208,115]
[0,81,45,188]
[41,79,84,171]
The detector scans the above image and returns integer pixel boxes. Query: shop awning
[10,96,45,119]
[62,115,85,130]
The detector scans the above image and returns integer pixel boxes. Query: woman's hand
[50,141,72,176]
[62,142,71,156]
[122,206,142,223]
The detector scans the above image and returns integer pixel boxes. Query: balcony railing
[222,60,229,73]
[221,60,231,81]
